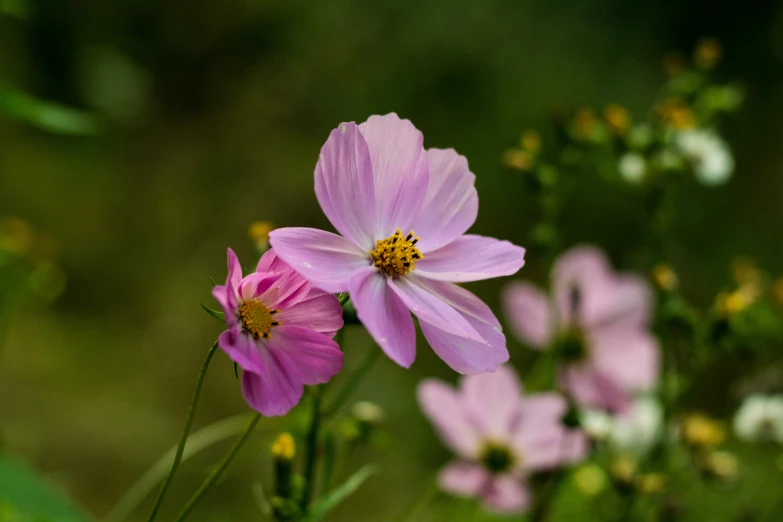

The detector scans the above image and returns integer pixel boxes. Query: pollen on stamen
[370,228,424,277]
[238,300,280,339]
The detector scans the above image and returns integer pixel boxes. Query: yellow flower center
[370,228,424,277]
[238,299,279,339]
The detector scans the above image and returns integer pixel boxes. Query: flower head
[503,246,660,412]
[417,366,587,514]
[676,129,734,186]
[582,396,663,456]
[733,394,783,443]
[270,114,525,374]
[213,248,344,416]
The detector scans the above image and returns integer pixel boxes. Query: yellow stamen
[238,299,279,339]
[370,228,424,277]
[271,432,296,460]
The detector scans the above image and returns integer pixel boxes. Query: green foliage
[0,457,90,522]
[302,465,378,522]
[0,83,100,135]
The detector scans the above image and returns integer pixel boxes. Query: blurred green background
[2,0,783,520]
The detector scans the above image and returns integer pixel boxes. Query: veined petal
[314,122,377,249]
[438,461,489,497]
[257,270,311,309]
[418,379,482,458]
[388,277,485,342]
[218,328,265,373]
[415,235,526,282]
[502,282,554,349]
[276,287,344,338]
[227,248,243,292]
[412,148,478,253]
[241,344,304,417]
[269,228,371,293]
[268,325,343,385]
[256,248,292,274]
[358,113,429,237]
[349,268,416,367]
[419,321,507,375]
[212,284,236,318]
[460,366,523,441]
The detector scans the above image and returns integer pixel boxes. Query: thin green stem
[174,412,262,522]
[146,340,218,522]
[324,347,380,417]
[301,385,325,511]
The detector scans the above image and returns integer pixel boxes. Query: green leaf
[303,465,378,522]
[0,83,101,135]
[200,303,225,322]
[0,456,92,522]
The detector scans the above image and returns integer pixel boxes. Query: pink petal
[349,268,416,367]
[438,461,489,497]
[460,366,523,441]
[256,248,291,274]
[481,476,530,514]
[516,392,568,437]
[514,428,573,472]
[591,274,653,329]
[241,343,303,417]
[269,228,371,293]
[415,235,526,282]
[559,364,632,413]
[502,281,554,349]
[589,327,660,391]
[227,248,243,292]
[267,325,343,385]
[561,430,589,464]
[417,379,482,458]
[552,245,614,326]
[410,276,509,374]
[275,287,344,337]
[218,328,265,373]
[419,321,507,375]
[387,277,485,342]
[239,271,280,301]
[314,122,377,249]
[212,284,236,317]
[257,270,311,310]
[412,148,478,253]
[358,114,429,237]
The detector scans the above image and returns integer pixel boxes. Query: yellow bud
[662,52,687,77]
[271,433,296,460]
[773,277,783,307]
[695,37,722,69]
[657,99,696,129]
[636,473,666,494]
[249,221,274,249]
[731,257,758,285]
[652,264,679,292]
[682,413,725,448]
[520,130,542,153]
[0,216,35,255]
[706,451,738,480]
[611,456,637,483]
[715,291,749,318]
[503,149,533,171]
[604,104,631,134]
[573,464,607,497]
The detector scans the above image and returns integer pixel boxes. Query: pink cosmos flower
[213,248,344,416]
[417,366,587,514]
[503,246,659,412]
[269,114,525,374]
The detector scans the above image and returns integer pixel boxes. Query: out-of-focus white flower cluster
[734,394,783,443]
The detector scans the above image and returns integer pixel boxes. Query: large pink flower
[418,366,587,514]
[213,248,344,416]
[269,114,525,374]
[503,246,659,412]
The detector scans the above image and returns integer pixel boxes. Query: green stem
[146,340,218,522]
[301,385,325,511]
[324,347,380,417]
[173,412,262,522]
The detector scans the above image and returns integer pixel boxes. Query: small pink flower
[269,114,525,374]
[503,246,660,412]
[213,248,344,416]
[418,366,587,514]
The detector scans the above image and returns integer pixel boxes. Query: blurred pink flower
[213,248,344,416]
[418,366,587,514]
[503,246,659,412]
[270,113,525,374]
